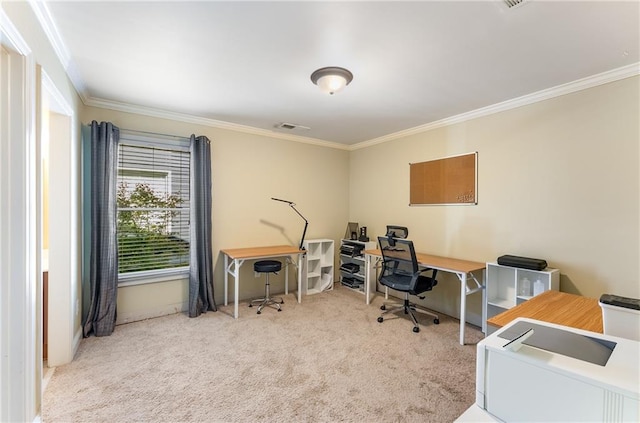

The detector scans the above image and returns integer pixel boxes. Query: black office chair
[377,236,439,333]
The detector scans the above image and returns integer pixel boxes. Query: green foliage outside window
[117,182,189,273]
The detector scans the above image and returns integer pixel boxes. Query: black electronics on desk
[339,242,364,258]
[497,254,547,271]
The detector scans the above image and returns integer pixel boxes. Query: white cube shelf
[485,262,560,332]
[302,239,334,296]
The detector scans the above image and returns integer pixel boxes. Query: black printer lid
[599,294,640,311]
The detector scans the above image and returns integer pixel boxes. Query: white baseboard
[116,301,188,325]
[72,326,82,357]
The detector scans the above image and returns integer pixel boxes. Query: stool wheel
[277,309,282,312]
[380,305,386,311]
[377,317,383,323]
[434,318,440,324]
[257,310,261,315]
[413,327,420,333]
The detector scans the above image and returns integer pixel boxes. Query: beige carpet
[43,286,483,422]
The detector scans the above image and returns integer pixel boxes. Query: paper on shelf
[320,273,333,292]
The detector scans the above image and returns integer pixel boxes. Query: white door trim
[1,9,38,422]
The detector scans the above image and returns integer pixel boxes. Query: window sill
[118,267,189,287]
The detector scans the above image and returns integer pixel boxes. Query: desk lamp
[271,198,308,250]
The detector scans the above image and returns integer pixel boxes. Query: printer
[472,318,639,422]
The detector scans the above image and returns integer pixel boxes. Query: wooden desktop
[487,290,603,334]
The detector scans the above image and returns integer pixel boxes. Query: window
[117,132,190,282]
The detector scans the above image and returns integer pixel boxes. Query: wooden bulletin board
[409,152,477,205]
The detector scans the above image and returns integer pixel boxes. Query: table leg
[224,254,229,306]
[482,269,487,334]
[365,254,371,305]
[297,254,302,304]
[459,273,467,345]
[234,259,239,319]
[285,257,289,296]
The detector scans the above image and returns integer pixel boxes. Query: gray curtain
[83,121,119,337]
[189,135,216,317]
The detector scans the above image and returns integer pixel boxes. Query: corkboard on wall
[410,152,477,205]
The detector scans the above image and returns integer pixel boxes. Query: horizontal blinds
[117,142,190,275]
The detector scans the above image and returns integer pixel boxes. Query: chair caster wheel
[277,309,282,312]
[413,327,420,333]
[380,305,386,311]
[257,311,261,314]
[434,318,439,324]
[249,304,253,307]
[377,317,383,323]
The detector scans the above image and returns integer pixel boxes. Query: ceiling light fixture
[310,66,353,95]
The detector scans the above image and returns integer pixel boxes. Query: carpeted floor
[43,286,483,422]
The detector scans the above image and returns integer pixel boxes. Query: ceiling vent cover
[504,0,527,8]
[276,122,310,131]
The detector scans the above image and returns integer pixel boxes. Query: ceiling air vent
[504,0,527,9]
[276,122,310,131]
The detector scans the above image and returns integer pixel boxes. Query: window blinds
[116,137,190,277]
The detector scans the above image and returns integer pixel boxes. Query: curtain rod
[120,128,189,140]
[84,123,193,141]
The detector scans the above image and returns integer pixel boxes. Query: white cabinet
[486,262,560,332]
[339,239,376,294]
[301,239,334,296]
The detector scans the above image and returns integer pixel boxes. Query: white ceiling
[40,1,639,146]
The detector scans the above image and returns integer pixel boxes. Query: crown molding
[28,0,89,103]
[85,59,638,152]
[61,61,640,152]
[84,96,350,151]
[350,62,640,151]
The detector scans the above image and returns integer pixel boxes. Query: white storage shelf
[486,262,560,330]
[339,239,376,294]
[302,239,334,296]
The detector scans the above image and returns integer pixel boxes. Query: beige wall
[81,107,350,320]
[349,76,640,326]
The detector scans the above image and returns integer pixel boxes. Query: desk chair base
[249,296,283,314]
[377,294,439,333]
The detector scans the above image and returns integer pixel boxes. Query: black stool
[249,260,283,314]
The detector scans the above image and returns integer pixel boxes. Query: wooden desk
[487,290,603,333]
[221,245,305,318]
[364,249,486,345]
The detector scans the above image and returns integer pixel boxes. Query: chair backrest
[385,225,409,240]
[378,236,437,295]
[378,236,420,277]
